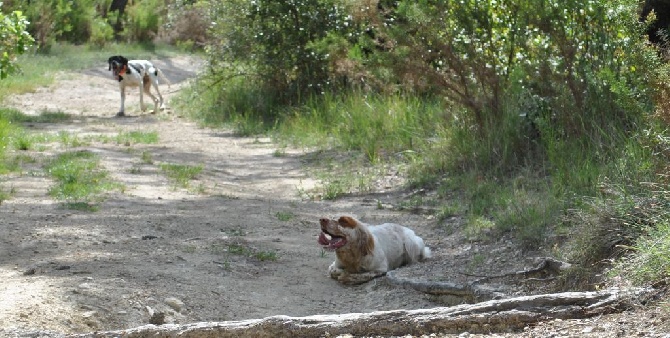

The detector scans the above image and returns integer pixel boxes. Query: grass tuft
[159,162,203,188]
[44,150,119,208]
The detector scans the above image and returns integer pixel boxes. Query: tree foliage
[0,5,34,79]
[207,0,354,105]
[205,0,654,139]
[1,0,205,49]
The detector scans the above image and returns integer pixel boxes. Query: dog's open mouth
[318,231,347,250]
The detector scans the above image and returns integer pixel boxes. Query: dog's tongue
[317,232,330,246]
[317,232,346,249]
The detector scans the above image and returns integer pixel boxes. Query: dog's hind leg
[143,76,160,113]
[149,68,165,110]
[138,79,148,112]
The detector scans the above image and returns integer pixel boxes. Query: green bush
[0,5,33,78]
[206,0,353,110]
[123,0,164,42]
[90,16,115,47]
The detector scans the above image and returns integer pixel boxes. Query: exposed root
[71,288,649,338]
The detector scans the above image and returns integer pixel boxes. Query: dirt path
[0,55,667,337]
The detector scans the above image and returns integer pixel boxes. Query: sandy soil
[0,55,668,337]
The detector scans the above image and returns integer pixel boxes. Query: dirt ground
[0,56,668,337]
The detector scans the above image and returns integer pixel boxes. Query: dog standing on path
[108,55,169,117]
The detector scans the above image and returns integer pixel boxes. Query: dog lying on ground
[108,55,169,117]
[318,216,431,285]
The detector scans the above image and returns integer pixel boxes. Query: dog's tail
[421,246,432,260]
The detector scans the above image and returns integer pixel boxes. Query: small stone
[149,312,165,325]
[81,311,97,319]
[164,297,184,312]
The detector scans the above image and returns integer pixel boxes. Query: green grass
[159,162,203,188]
[275,92,446,162]
[226,244,279,262]
[0,108,71,123]
[0,43,179,101]
[612,221,670,285]
[0,112,26,173]
[0,184,14,204]
[275,211,294,221]
[133,41,670,289]
[140,151,154,164]
[115,131,159,145]
[44,150,119,207]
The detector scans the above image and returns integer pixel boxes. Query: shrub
[0,6,33,78]
[122,0,165,42]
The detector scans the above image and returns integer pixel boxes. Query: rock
[149,312,165,325]
[164,297,184,312]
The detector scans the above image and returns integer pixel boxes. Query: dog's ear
[119,56,128,65]
[356,228,375,256]
[338,216,358,229]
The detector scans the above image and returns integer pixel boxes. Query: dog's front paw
[328,264,344,279]
[337,273,370,285]
[116,111,125,117]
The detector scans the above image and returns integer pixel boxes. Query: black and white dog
[108,55,169,117]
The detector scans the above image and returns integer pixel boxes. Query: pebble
[164,297,184,312]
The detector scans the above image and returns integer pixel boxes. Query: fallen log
[72,287,647,338]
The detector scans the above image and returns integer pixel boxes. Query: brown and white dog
[108,55,169,117]
[318,216,431,285]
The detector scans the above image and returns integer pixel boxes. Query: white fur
[108,56,170,116]
[319,216,431,285]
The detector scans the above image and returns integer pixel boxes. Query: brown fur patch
[357,227,375,256]
[338,216,358,228]
[338,216,375,256]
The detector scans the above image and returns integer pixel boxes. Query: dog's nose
[319,218,329,226]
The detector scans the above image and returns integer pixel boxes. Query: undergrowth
[176,65,670,291]
[44,150,119,210]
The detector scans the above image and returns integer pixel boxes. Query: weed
[224,243,279,262]
[254,250,278,261]
[116,131,159,145]
[322,179,346,200]
[159,162,203,188]
[140,151,153,164]
[57,131,87,148]
[275,211,294,221]
[44,150,119,207]
[0,108,71,124]
[129,165,142,174]
[468,253,486,270]
[0,185,13,204]
[12,132,33,151]
[273,148,286,157]
[464,216,496,241]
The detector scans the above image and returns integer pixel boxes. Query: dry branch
[72,287,647,338]
[386,257,573,300]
